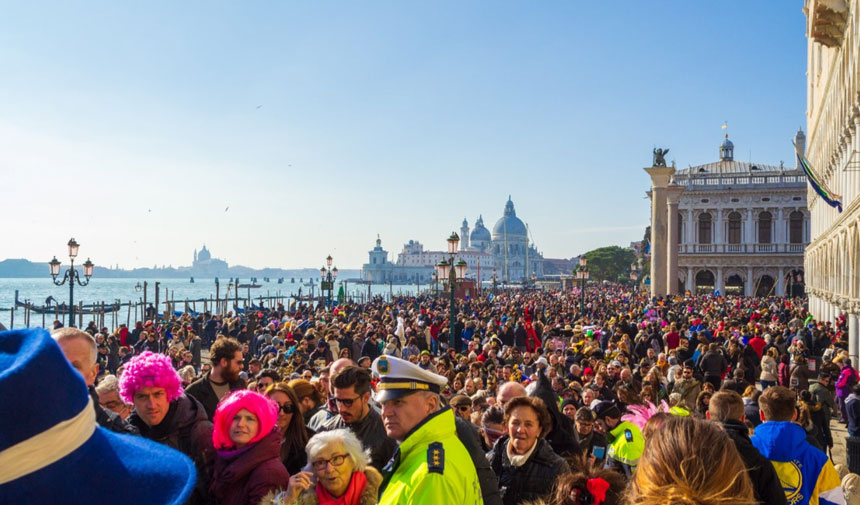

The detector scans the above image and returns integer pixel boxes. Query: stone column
[777,267,785,296]
[715,208,723,247]
[644,165,675,297]
[745,267,753,296]
[686,209,694,252]
[666,185,684,295]
[777,207,784,247]
[850,311,859,368]
[686,268,694,294]
[716,266,724,295]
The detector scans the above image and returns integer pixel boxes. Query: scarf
[316,470,367,505]
[507,438,538,467]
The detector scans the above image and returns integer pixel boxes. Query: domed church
[461,196,544,282]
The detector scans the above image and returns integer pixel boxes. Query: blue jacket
[751,421,844,505]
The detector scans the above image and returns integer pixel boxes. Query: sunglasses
[278,403,296,414]
[456,405,471,412]
[482,425,505,442]
[334,396,362,407]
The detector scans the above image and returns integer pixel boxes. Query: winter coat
[698,350,728,378]
[790,362,810,392]
[751,421,844,505]
[360,338,381,361]
[260,466,383,505]
[185,371,246,421]
[760,355,778,382]
[129,394,215,505]
[836,365,859,400]
[846,393,860,436]
[211,429,290,505]
[671,378,701,412]
[743,397,761,427]
[778,362,791,388]
[488,437,569,505]
[721,420,787,505]
[455,415,503,505]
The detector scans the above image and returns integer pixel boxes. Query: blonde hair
[628,416,755,505]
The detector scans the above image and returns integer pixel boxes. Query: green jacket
[379,407,483,505]
[607,420,645,468]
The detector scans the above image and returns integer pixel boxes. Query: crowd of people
[4,283,860,505]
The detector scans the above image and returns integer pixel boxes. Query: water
[0,278,421,330]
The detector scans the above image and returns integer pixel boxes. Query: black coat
[319,408,396,472]
[455,415,502,505]
[130,394,215,505]
[89,386,138,435]
[488,437,569,505]
[721,420,787,505]
[184,371,246,421]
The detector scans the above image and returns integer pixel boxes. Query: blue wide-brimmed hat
[0,328,197,504]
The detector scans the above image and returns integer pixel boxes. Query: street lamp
[574,257,589,316]
[436,232,466,352]
[492,268,498,296]
[431,271,438,296]
[49,237,94,326]
[320,255,337,310]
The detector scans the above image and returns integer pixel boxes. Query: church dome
[492,197,527,238]
[470,215,491,242]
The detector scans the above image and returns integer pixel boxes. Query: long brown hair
[265,382,309,456]
[628,416,755,505]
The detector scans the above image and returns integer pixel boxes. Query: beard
[221,364,240,383]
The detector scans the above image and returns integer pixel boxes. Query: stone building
[644,133,809,297]
[802,0,860,363]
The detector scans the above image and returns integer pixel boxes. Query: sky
[0,2,808,271]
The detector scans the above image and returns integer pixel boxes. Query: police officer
[592,400,644,478]
[372,355,483,505]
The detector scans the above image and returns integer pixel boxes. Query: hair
[210,337,242,367]
[331,365,372,396]
[265,382,309,451]
[118,351,184,404]
[504,396,552,438]
[256,368,281,384]
[212,389,278,449]
[95,374,119,396]
[549,465,627,505]
[629,416,755,505]
[304,428,370,472]
[288,378,323,404]
[51,327,97,365]
[482,405,505,426]
[758,386,796,422]
[708,390,744,422]
[177,365,197,385]
[642,412,673,440]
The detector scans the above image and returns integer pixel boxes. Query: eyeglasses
[278,403,296,414]
[456,405,471,412]
[334,396,362,407]
[311,453,349,470]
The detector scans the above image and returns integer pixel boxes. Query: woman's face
[453,379,463,391]
[583,389,595,405]
[482,422,505,448]
[507,406,541,455]
[230,408,259,448]
[311,442,355,498]
[269,391,294,432]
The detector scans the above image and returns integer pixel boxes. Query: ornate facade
[803,0,860,364]
[645,134,809,297]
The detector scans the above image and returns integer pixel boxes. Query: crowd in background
[51,283,860,504]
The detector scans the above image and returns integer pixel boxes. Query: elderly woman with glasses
[264,429,383,505]
[266,382,314,475]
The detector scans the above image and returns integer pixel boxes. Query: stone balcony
[680,243,806,254]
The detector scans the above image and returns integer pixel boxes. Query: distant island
[0,245,360,280]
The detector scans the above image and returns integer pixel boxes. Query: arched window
[698,213,712,244]
[758,211,772,244]
[728,212,742,244]
[790,211,804,243]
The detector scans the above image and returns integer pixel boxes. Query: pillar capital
[665,184,685,205]
[644,165,676,188]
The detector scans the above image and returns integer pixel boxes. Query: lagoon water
[0,278,421,330]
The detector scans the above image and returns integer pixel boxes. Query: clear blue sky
[0,2,807,270]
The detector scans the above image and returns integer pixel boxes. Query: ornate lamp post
[436,233,466,351]
[320,255,338,310]
[49,238,94,326]
[431,271,438,296]
[574,257,589,316]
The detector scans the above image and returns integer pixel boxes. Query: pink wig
[118,351,184,404]
[212,390,279,449]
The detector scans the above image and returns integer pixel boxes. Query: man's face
[219,350,244,382]
[249,363,262,376]
[620,369,632,382]
[562,404,577,421]
[682,367,694,379]
[99,390,131,419]
[133,386,170,427]
[381,392,436,442]
[420,354,430,364]
[57,338,98,386]
[256,376,275,392]
[334,385,370,424]
[575,417,594,436]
